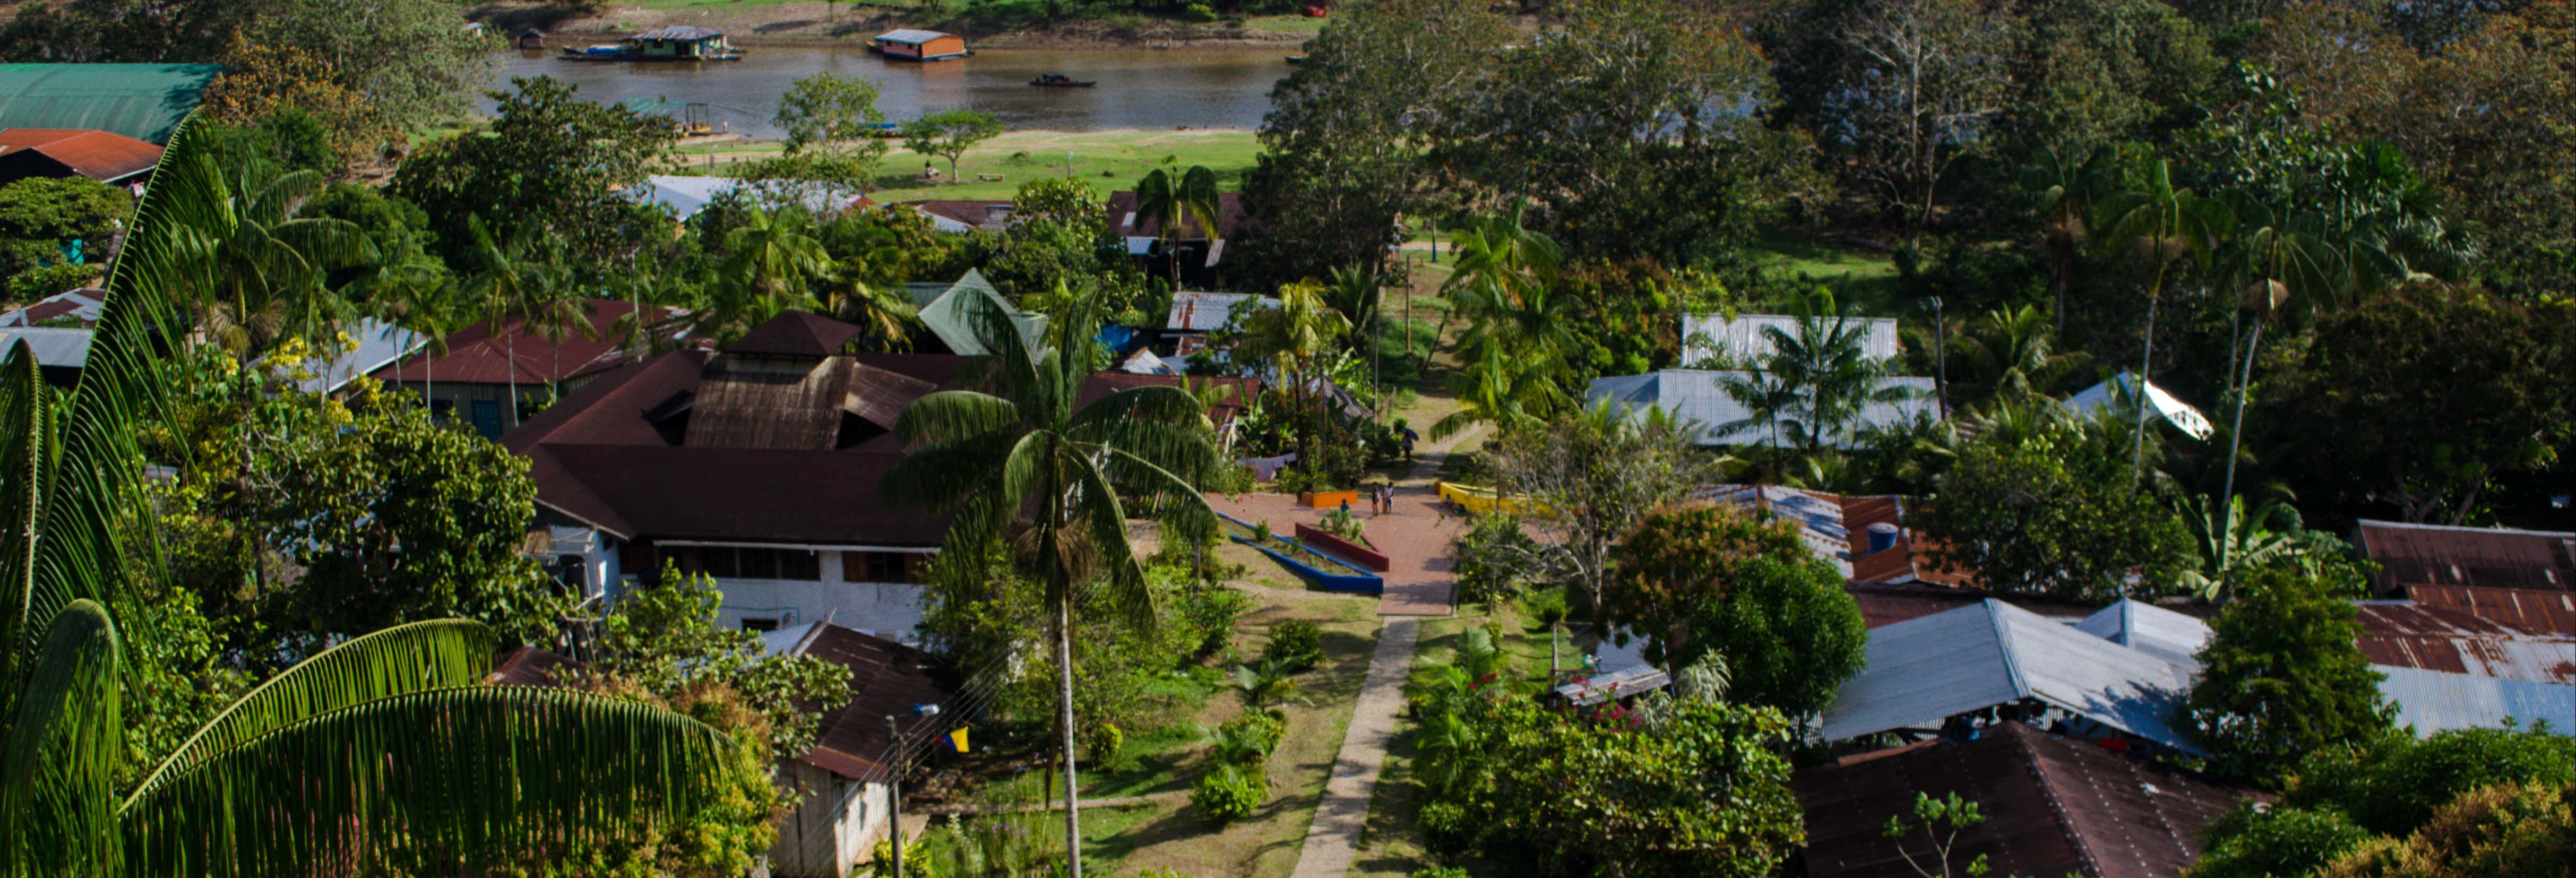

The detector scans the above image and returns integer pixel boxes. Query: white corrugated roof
[2075,600,2212,667]
[0,326,92,368]
[2376,665,2574,735]
[1165,291,1272,332]
[298,319,427,395]
[628,175,852,220]
[1584,369,1936,449]
[1682,313,1901,367]
[875,29,954,44]
[2065,371,2213,439]
[1819,599,2206,754]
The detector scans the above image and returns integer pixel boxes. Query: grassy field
[670,127,1262,202]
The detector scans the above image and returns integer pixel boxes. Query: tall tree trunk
[1057,596,1084,878]
[2220,320,2262,508]
[2129,275,2164,495]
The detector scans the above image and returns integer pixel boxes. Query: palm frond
[0,600,122,876]
[1067,460,1153,630]
[893,391,1021,447]
[124,620,498,805]
[118,686,731,877]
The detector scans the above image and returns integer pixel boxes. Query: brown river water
[486,45,1293,139]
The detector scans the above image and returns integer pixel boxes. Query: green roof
[908,269,1047,357]
[0,64,223,144]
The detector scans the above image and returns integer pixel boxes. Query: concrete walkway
[1287,616,1420,878]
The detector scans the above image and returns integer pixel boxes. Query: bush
[1219,711,1284,762]
[1080,720,1124,769]
[2306,727,2576,836]
[2189,804,2374,878]
[1264,619,1323,672]
[2317,781,2576,878]
[1183,3,1220,21]
[1191,764,1267,822]
[1411,868,1471,878]
[1173,580,1252,658]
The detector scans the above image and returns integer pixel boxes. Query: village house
[0,127,161,187]
[1681,312,1902,369]
[503,308,1255,634]
[370,298,673,439]
[1794,721,2246,878]
[763,622,961,878]
[872,29,969,61]
[1584,371,1940,449]
[1106,190,1246,289]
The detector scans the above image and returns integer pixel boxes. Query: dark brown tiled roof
[485,646,583,687]
[0,128,160,181]
[371,298,669,386]
[793,624,962,783]
[910,200,1017,229]
[1105,191,1246,239]
[1077,372,1261,431]
[2356,519,2576,595]
[724,311,861,358]
[1795,722,2249,878]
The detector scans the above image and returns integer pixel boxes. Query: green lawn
[671,128,1262,202]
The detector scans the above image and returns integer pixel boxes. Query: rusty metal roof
[2357,519,2576,594]
[484,646,582,687]
[0,127,160,181]
[787,624,961,783]
[1795,721,2249,878]
[2356,600,2575,683]
[2405,584,2575,636]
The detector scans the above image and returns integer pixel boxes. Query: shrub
[1264,619,1323,672]
[1219,711,1283,762]
[1183,3,1220,22]
[1080,720,1124,769]
[1191,764,1267,822]
[2189,804,2374,878]
[2313,727,2576,835]
[1174,581,1252,658]
[1411,868,1471,878]
[2317,781,2576,878]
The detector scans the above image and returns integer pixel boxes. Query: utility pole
[1928,296,1947,420]
[886,703,941,878]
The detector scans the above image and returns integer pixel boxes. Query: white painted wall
[712,549,929,639]
[769,762,892,877]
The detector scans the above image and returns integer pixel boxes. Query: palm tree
[1431,345,1556,441]
[372,279,462,414]
[2212,197,2342,509]
[1135,164,1222,292]
[458,217,553,431]
[1945,305,2089,407]
[879,291,1219,878]
[2021,146,2112,334]
[1323,265,1384,408]
[824,277,918,351]
[1759,290,1914,453]
[2095,159,2229,491]
[1440,205,1561,312]
[183,161,376,366]
[724,205,836,308]
[1,118,731,875]
[1236,279,1350,466]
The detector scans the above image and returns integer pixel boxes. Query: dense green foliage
[2179,566,2394,786]
[0,176,128,301]
[2192,727,2576,877]
[1919,407,2193,600]
[391,76,675,264]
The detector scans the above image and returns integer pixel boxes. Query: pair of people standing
[1368,483,1397,516]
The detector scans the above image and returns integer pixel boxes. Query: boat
[1028,73,1097,88]
[1285,55,1305,64]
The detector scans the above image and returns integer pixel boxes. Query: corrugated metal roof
[631,25,727,41]
[0,64,221,143]
[2375,665,2574,735]
[2356,601,2575,683]
[908,269,1045,357]
[369,298,665,386]
[0,127,161,181]
[0,288,104,328]
[297,319,426,395]
[0,326,92,368]
[1166,291,1271,332]
[874,29,956,44]
[1695,484,1855,576]
[1820,599,2205,754]
[1796,722,2248,878]
[1584,369,1936,449]
[1844,582,2101,629]
[1681,313,1900,367]
[2405,585,2575,635]
[2076,600,2213,667]
[792,624,961,783]
[627,175,852,220]
[2064,371,2213,440]
[2357,519,2576,595]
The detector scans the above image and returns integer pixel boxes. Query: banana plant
[0,117,731,876]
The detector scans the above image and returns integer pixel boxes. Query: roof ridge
[1986,598,2031,698]
[2012,728,2110,878]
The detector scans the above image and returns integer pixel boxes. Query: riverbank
[471,1,1323,50]
[669,127,1260,201]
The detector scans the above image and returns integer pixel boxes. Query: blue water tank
[1866,522,1900,555]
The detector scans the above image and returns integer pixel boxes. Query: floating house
[873,29,968,61]
[561,26,741,62]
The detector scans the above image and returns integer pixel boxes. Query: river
[487,45,1291,139]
